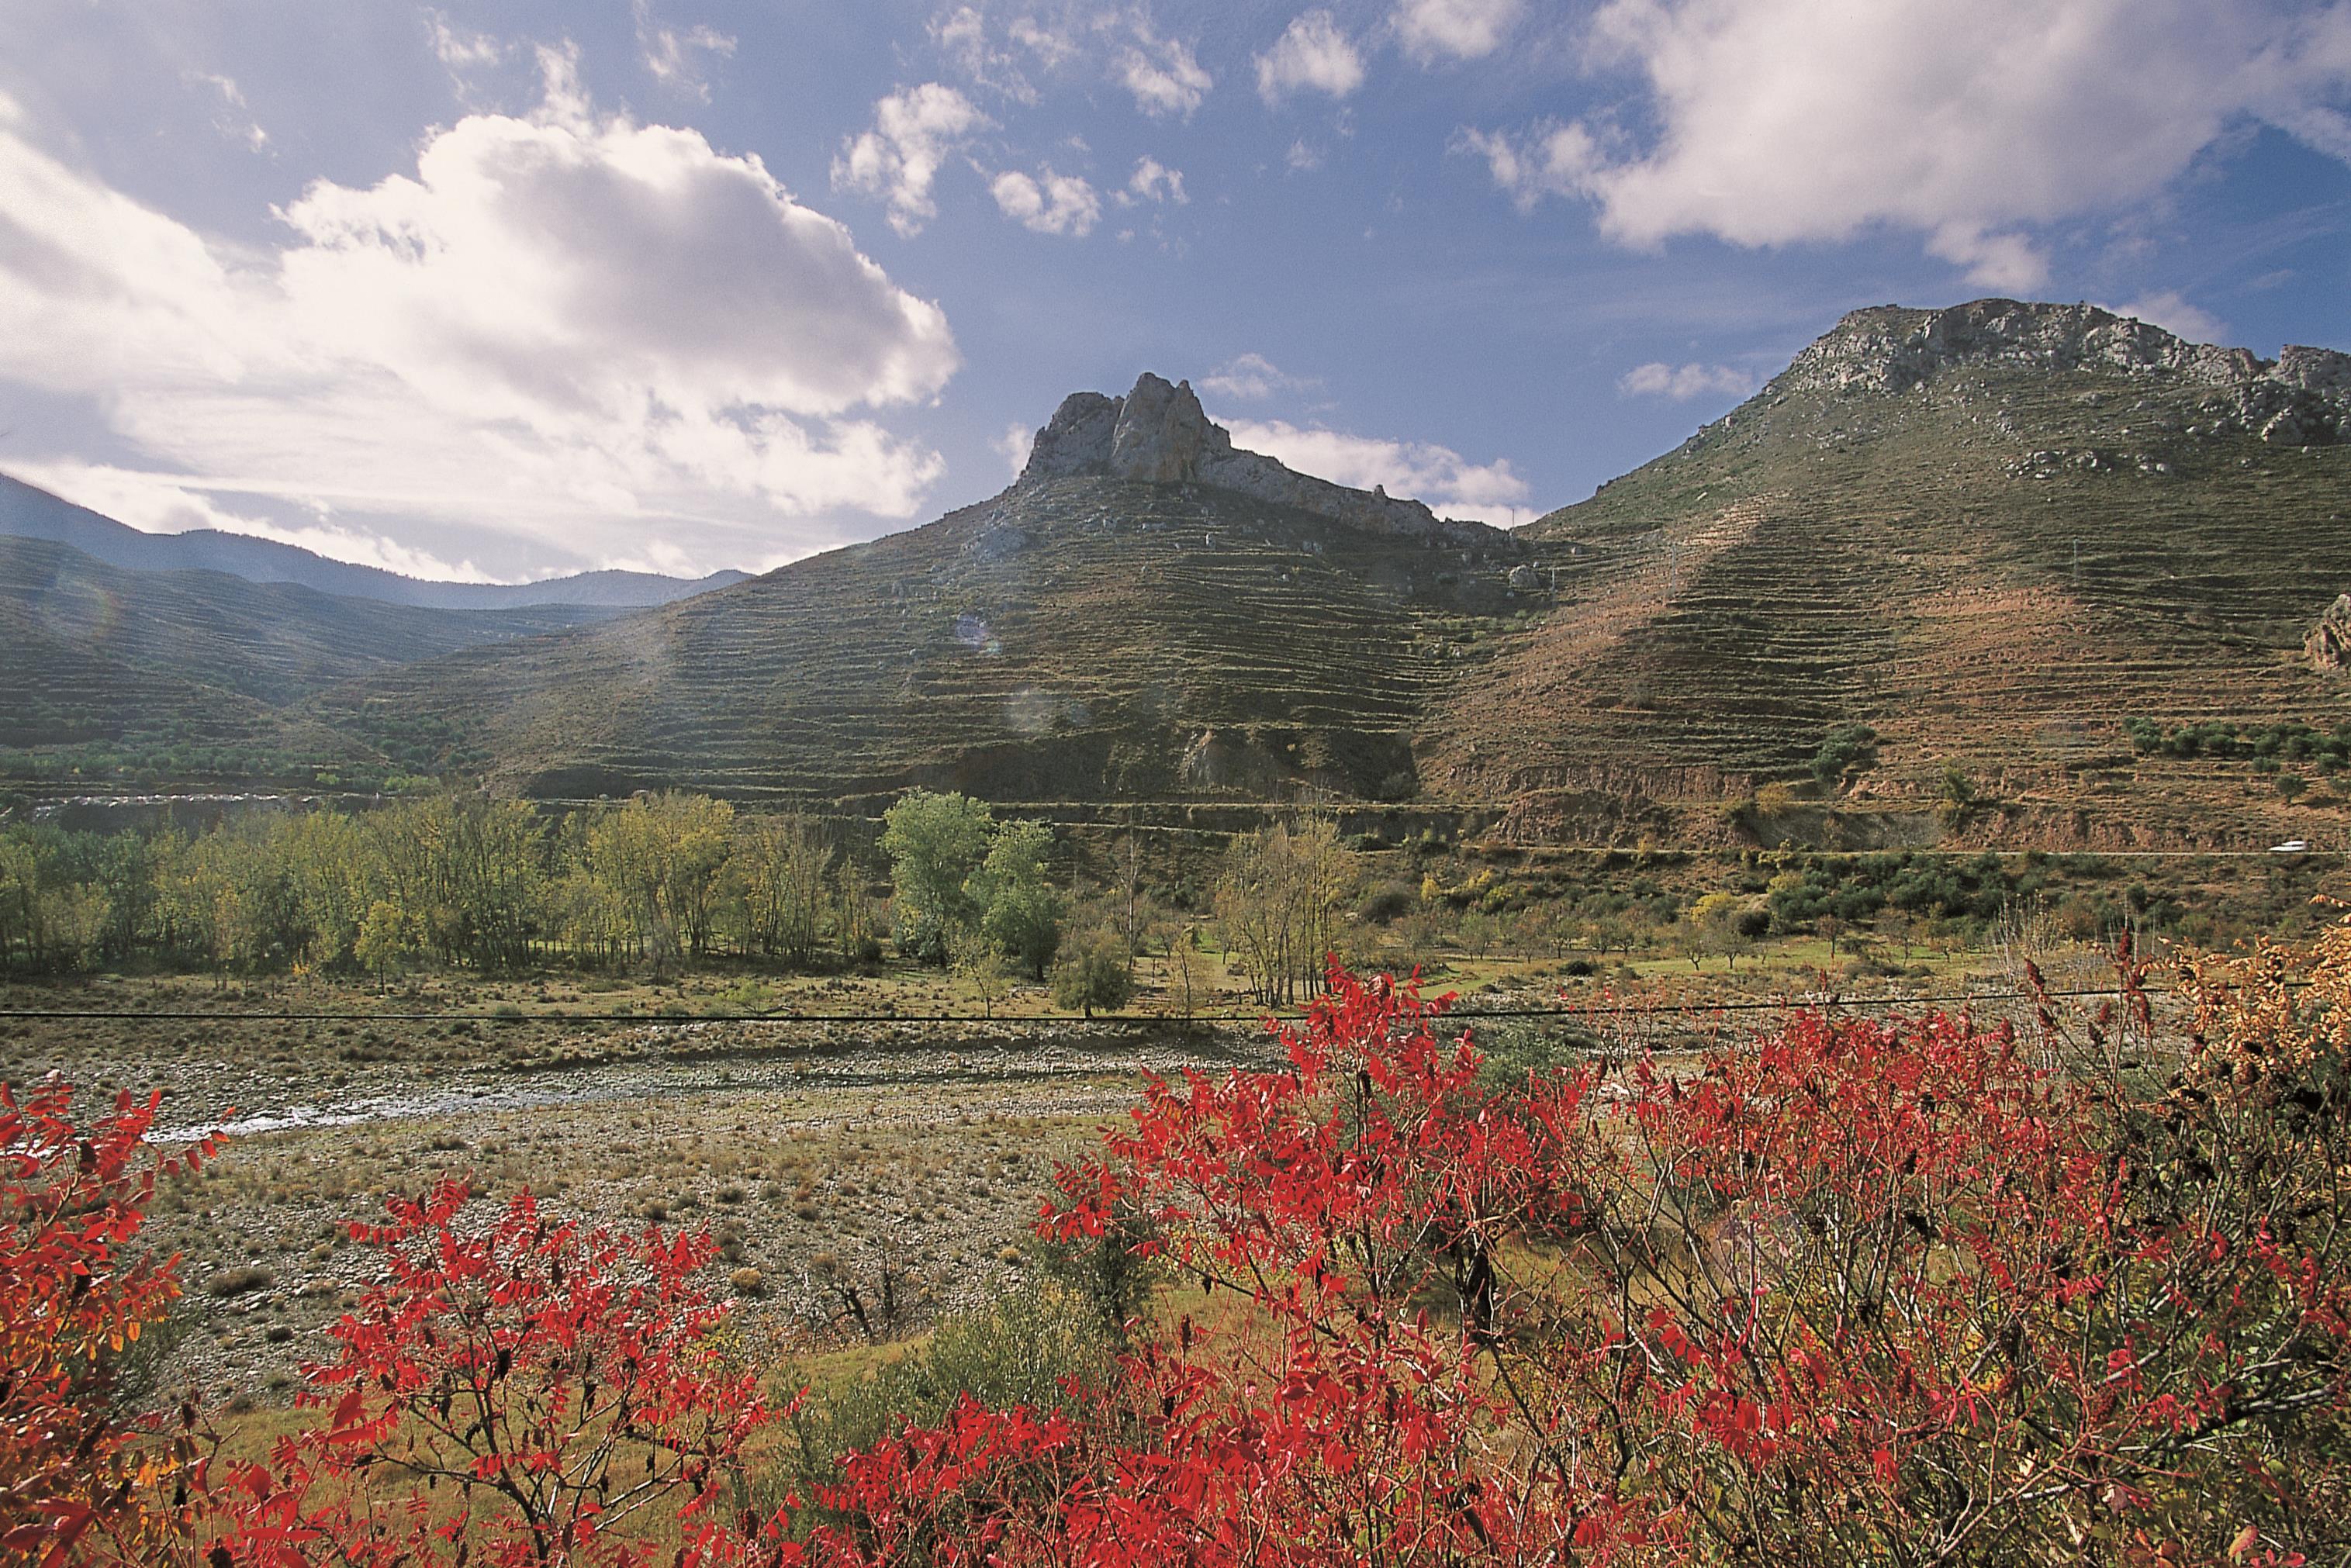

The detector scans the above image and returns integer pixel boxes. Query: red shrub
[213,1176,797,1568]
[0,1081,217,1567]
[839,945,2351,1566]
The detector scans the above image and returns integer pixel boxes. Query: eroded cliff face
[1020,372,1505,542]
[1774,298,2351,445]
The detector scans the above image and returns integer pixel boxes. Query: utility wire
[0,983,2225,1028]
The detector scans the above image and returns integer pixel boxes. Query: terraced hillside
[14,304,2349,851]
[0,537,611,751]
[1425,299,2351,847]
[322,465,1527,804]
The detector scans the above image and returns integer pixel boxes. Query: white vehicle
[2270,839,2310,854]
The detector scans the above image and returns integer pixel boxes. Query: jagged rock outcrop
[2308,593,2351,671]
[1021,373,1502,541]
[1772,299,2351,444]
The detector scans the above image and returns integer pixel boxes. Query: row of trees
[0,789,1376,1010]
[0,795,871,981]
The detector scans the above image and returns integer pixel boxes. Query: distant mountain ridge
[0,474,749,609]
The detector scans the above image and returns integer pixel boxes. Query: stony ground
[2,982,1267,1404]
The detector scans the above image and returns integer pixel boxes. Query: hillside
[12,303,2350,851]
[0,475,748,609]
[316,374,1527,805]
[0,537,627,767]
[1423,299,2351,847]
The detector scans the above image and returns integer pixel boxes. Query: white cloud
[989,166,1101,235]
[934,6,1077,103]
[994,420,1033,478]
[424,9,503,75]
[633,0,736,100]
[1256,10,1366,105]
[0,74,959,575]
[1616,361,1756,400]
[1117,155,1187,206]
[1224,416,1535,527]
[1464,0,2351,288]
[1284,139,1326,172]
[1116,25,1213,118]
[9,459,500,581]
[184,72,268,151]
[1199,352,1312,400]
[832,82,990,237]
[2107,289,2228,345]
[1393,0,1524,62]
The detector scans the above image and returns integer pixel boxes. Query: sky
[2,1,2348,583]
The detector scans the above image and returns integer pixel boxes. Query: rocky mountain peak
[1770,298,2351,445]
[1020,372,1501,541]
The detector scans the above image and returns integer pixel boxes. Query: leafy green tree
[1052,927,1134,1017]
[972,819,1063,980]
[1810,722,1880,788]
[880,789,993,965]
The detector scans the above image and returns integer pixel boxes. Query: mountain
[12,304,2349,851]
[312,373,1525,805]
[1422,299,2351,848]
[0,475,749,609]
[0,537,626,763]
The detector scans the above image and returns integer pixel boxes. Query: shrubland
[10,910,2351,1564]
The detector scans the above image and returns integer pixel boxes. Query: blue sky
[2,0,2348,581]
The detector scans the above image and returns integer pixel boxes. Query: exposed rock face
[2308,593,2351,672]
[1773,299,2351,445]
[1022,372,1502,541]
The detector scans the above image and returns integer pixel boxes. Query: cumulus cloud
[1225,416,1535,527]
[989,166,1101,234]
[1116,24,1213,118]
[1256,10,1366,105]
[0,73,959,575]
[632,0,735,99]
[1199,352,1313,400]
[1464,0,2351,288]
[1393,0,1524,62]
[1117,155,1187,206]
[2107,289,2229,345]
[1617,361,1756,400]
[833,82,990,237]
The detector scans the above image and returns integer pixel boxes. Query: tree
[1810,721,1880,788]
[1687,889,1761,971]
[731,813,832,966]
[972,819,1063,980]
[586,793,731,977]
[353,898,418,993]
[950,923,1012,1019]
[880,789,992,966]
[0,1082,220,1566]
[1213,814,1356,1007]
[1051,928,1132,1017]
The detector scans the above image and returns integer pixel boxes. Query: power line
[0,984,2207,1028]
